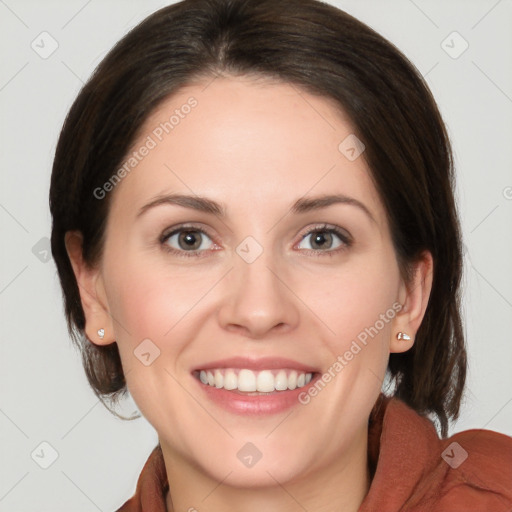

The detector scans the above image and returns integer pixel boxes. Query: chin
[205,456,310,489]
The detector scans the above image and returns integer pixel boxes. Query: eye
[159,223,352,258]
[160,226,216,257]
[296,224,352,254]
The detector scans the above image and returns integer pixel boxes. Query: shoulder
[369,395,512,511]
[115,445,168,511]
[432,427,512,510]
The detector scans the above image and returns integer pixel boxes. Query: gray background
[1,0,511,510]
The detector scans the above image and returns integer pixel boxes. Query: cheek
[104,255,222,355]
[108,271,173,344]
[305,250,399,359]
[102,259,202,421]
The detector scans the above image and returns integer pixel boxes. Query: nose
[217,249,300,339]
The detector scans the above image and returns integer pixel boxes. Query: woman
[49,0,512,510]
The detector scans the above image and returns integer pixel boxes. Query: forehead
[108,76,384,226]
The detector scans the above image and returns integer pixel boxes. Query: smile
[193,368,314,393]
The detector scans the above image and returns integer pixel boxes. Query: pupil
[180,231,200,250]
[313,232,331,249]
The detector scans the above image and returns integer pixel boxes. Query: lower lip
[192,373,319,416]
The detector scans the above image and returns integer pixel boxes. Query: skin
[66,75,433,512]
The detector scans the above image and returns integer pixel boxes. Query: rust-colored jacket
[117,393,512,511]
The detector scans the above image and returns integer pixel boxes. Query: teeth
[288,371,297,390]
[223,370,237,390]
[197,368,314,393]
[256,370,274,392]
[214,369,223,388]
[238,369,256,392]
[275,370,288,391]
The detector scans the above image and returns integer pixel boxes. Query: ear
[65,230,115,346]
[390,250,434,353]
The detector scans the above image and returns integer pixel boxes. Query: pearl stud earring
[396,332,411,341]
[97,328,105,339]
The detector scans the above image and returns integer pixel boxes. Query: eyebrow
[136,193,376,224]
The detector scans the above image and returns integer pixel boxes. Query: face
[80,75,423,489]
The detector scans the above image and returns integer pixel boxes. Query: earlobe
[391,251,434,353]
[64,231,115,346]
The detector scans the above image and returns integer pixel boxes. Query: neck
[163,425,371,512]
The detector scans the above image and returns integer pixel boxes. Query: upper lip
[192,356,319,374]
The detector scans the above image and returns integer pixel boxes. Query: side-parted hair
[50,0,466,437]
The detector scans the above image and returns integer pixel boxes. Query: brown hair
[50,0,466,437]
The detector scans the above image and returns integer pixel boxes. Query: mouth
[190,357,321,415]
[192,368,317,394]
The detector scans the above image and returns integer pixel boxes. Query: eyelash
[159,223,353,259]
